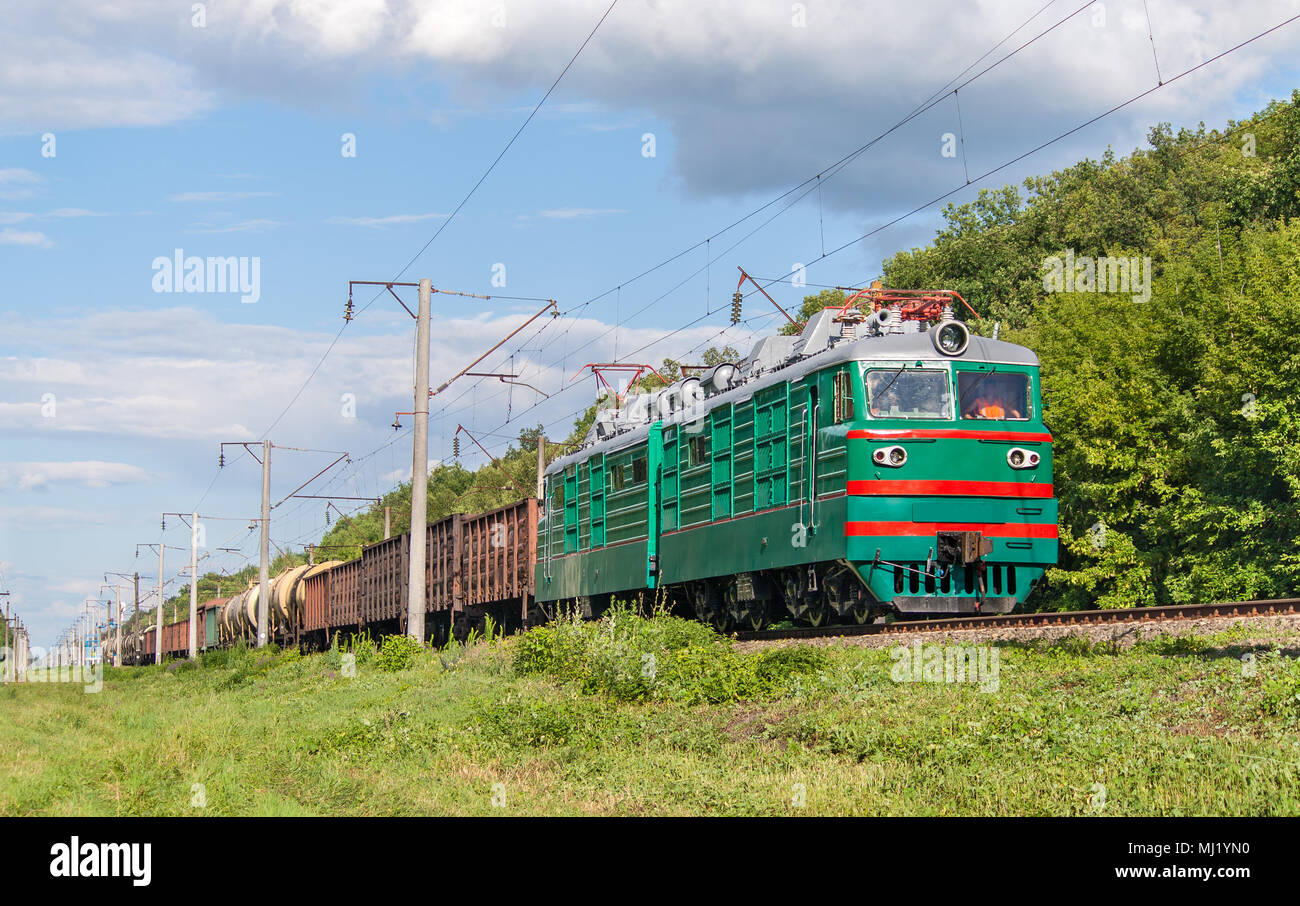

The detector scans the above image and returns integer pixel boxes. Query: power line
[258,0,621,442]
[398,0,1094,437]
[373,0,622,301]
[428,0,1099,419]
[420,9,1300,457]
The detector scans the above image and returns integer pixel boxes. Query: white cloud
[1,2,1295,208]
[523,208,629,220]
[0,228,52,248]
[168,191,276,203]
[0,211,33,225]
[327,213,449,227]
[0,461,152,490]
[0,169,40,185]
[0,507,112,529]
[45,208,108,218]
[47,577,110,595]
[186,218,282,233]
[0,168,43,201]
[0,30,212,130]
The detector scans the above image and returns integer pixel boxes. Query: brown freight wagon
[161,615,189,659]
[138,620,179,663]
[330,558,362,630]
[360,534,408,628]
[302,568,332,634]
[426,497,540,635]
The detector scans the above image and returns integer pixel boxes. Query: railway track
[732,597,1300,642]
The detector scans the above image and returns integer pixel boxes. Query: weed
[376,635,423,673]
[513,605,826,704]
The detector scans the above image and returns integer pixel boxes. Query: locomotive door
[646,422,663,588]
[806,384,819,530]
[790,382,813,531]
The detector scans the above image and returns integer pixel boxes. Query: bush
[513,604,828,705]
[376,634,424,672]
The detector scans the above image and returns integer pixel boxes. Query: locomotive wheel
[781,573,802,621]
[740,599,770,632]
[850,596,873,624]
[823,571,858,622]
[709,608,734,634]
[691,583,731,633]
[724,583,768,632]
[804,593,831,627]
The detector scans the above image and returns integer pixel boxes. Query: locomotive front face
[844,350,1057,614]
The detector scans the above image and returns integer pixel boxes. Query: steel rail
[733,598,1300,642]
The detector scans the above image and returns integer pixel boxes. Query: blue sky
[2,0,1299,651]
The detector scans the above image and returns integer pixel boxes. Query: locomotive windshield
[958,371,1029,420]
[865,368,950,418]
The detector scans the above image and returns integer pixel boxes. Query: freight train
[123,288,1058,662]
[121,498,538,663]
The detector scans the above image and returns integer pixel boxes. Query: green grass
[2,610,1298,816]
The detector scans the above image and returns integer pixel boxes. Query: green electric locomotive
[536,288,1057,630]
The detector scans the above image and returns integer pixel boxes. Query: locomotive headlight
[873,445,907,467]
[931,320,970,356]
[1007,447,1039,469]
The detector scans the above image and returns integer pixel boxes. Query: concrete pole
[257,440,271,648]
[114,585,122,668]
[189,512,199,658]
[385,506,391,540]
[3,600,9,682]
[156,542,164,664]
[407,278,431,643]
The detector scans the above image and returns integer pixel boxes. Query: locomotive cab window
[865,368,950,419]
[632,456,647,484]
[958,371,1030,420]
[612,464,626,490]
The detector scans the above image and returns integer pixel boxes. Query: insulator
[452,436,461,458]
[344,292,355,322]
[218,452,225,468]
[325,505,331,526]
[730,292,742,325]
